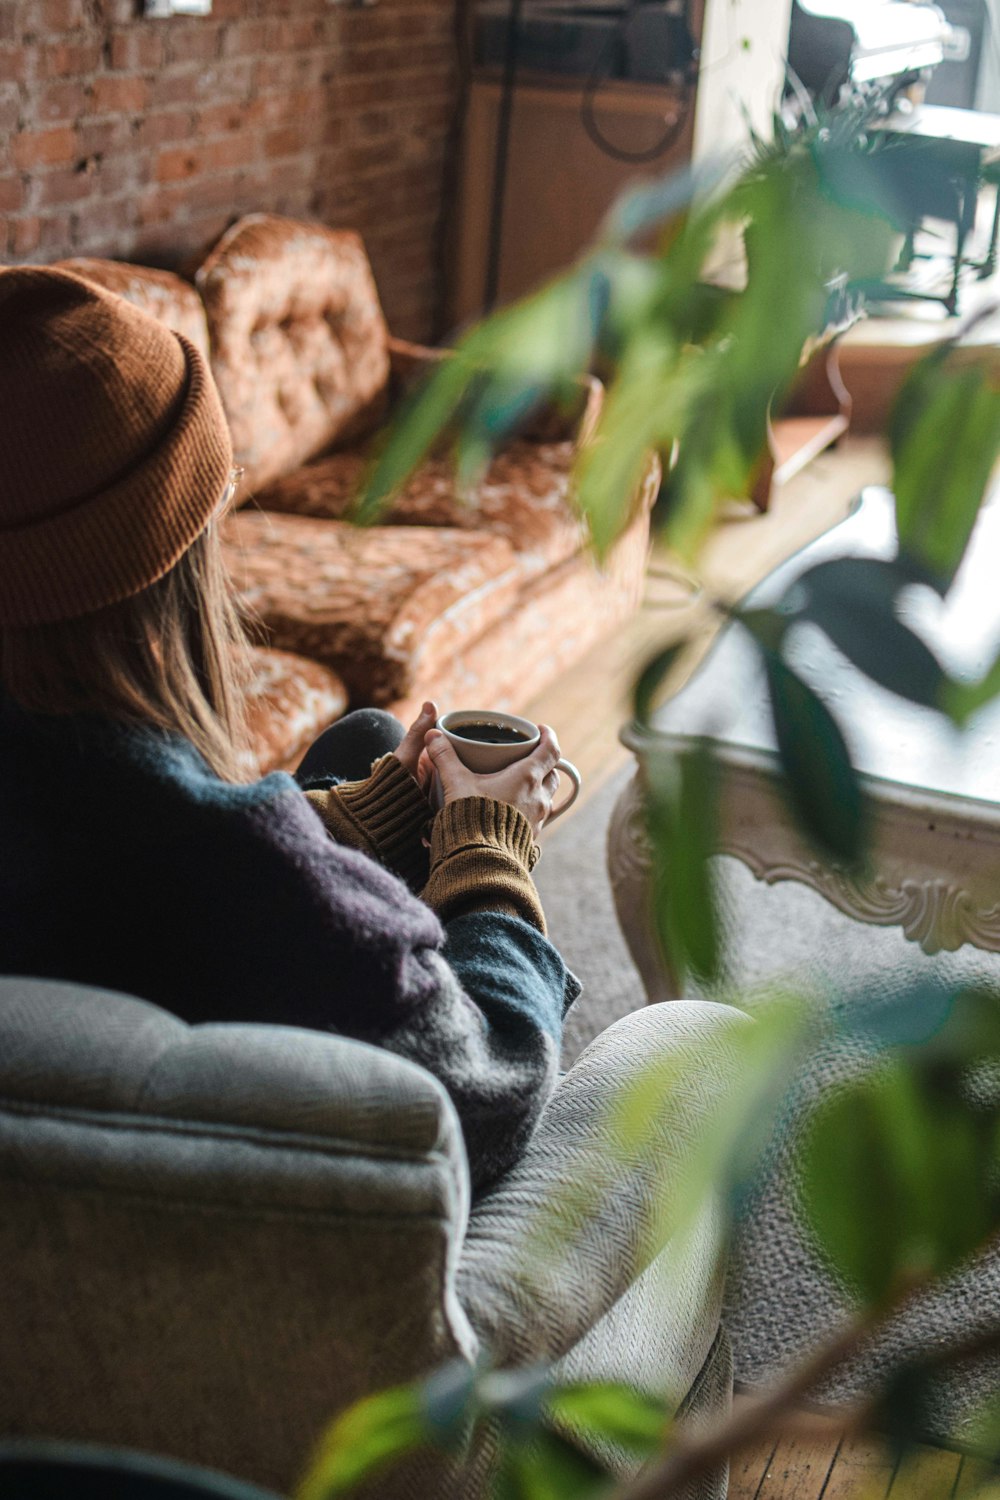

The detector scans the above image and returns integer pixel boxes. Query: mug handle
[546,758,582,824]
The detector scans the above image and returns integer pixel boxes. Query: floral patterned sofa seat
[195,214,657,725]
[53,256,349,776]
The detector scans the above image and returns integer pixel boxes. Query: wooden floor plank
[755,1429,843,1499]
[954,1455,1000,1496]
[888,1447,963,1498]
[728,1435,781,1500]
[821,1434,896,1500]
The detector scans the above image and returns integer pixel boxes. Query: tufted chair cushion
[55,258,211,362]
[241,646,348,777]
[255,439,588,575]
[223,512,526,707]
[195,215,391,494]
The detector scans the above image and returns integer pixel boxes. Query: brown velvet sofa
[57,214,658,775]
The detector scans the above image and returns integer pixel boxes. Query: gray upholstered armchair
[0,979,744,1499]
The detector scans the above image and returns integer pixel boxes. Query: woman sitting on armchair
[0,266,578,1191]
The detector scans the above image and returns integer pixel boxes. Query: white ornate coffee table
[608,487,1000,1003]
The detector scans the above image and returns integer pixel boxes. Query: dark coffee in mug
[449,721,533,745]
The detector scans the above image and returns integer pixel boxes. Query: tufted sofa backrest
[0,976,476,1494]
[195,215,392,495]
[55,258,212,363]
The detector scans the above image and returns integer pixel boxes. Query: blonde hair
[0,522,254,784]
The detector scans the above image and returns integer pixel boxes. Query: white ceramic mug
[435,709,582,824]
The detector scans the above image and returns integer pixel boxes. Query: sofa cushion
[195,215,391,494]
[55,258,211,361]
[241,646,348,777]
[255,438,587,573]
[387,469,658,726]
[223,512,526,706]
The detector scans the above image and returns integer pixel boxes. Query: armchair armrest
[386,336,603,451]
[456,1000,749,1371]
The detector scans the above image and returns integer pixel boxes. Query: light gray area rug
[536,768,1000,1438]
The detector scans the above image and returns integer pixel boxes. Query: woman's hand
[391,702,438,793]
[423,725,562,839]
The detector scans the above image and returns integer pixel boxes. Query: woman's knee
[295,708,406,785]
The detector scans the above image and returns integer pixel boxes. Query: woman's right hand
[423,726,562,840]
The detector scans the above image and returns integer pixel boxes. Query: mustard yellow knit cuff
[308,754,431,890]
[422,797,545,932]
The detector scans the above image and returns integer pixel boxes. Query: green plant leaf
[598,161,712,248]
[632,641,686,727]
[420,1360,478,1444]
[494,1430,610,1500]
[479,1367,552,1435]
[575,334,691,557]
[545,1383,670,1456]
[355,352,474,523]
[645,741,720,985]
[763,650,868,866]
[296,1385,428,1499]
[799,1056,994,1307]
[944,647,1000,726]
[890,349,1000,589]
[793,556,949,709]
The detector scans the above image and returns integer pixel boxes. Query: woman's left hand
[392,701,438,792]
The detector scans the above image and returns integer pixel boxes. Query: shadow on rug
[537,766,1000,1441]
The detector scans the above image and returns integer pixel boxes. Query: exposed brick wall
[0,0,459,338]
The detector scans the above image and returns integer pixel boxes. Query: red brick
[28,164,93,207]
[109,28,164,72]
[0,80,18,129]
[166,23,223,67]
[71,197,136,247]
[136,183,184,226]
[264,16,326,52]
[101,0,137,25]
[149,60,253,108]
[0,172,23,212]
[33,209,73,250]
[0,45,29,82]
[9,214,41,255]
[20,0,87,35]
[155,134,246,182]
[353,108,393,139]
[263,124,313,160]
[39,40,101,77]
[0,3,16,43]
[194,100,246,136]
[171,208,232,249]
[78,116,134,156]
[254,53,327,92]
[184,169,248,210]
[220,19,269,58]
[137,109,193,149]
[31,78,87,122]
[13,124,75,168]
[91,75,148,116]
[343,139,401,176]
[97,153,150,196]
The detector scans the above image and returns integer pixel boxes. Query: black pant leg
[294,709,406,787]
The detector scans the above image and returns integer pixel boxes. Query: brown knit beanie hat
[0,266,233,627]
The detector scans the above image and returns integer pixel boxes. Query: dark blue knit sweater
[0,696,579,1187]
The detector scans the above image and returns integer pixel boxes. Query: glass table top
[629,487,1000,809]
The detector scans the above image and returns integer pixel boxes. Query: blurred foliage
[355,95,1000,982]
[323,93,1000,1500]
[300,985,1000,1500]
